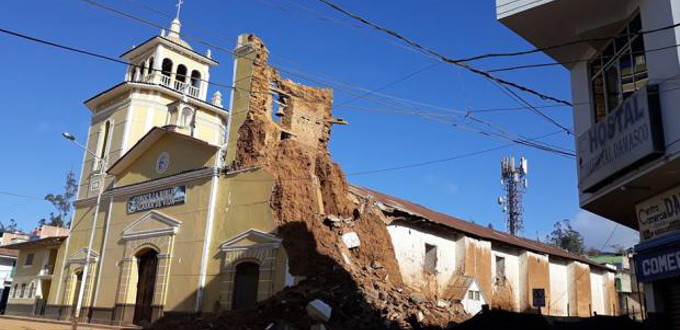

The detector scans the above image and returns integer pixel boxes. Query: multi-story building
[0,247,18,314]
[3,237,65,317]
[590,253,645,320]
[497,0,680,328]
[0,232,30,246]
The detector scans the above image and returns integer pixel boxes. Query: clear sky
[0,0,638,250]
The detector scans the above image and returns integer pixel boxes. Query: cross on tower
[175,0,184,20]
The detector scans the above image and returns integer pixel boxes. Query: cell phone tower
[497,156,528,236]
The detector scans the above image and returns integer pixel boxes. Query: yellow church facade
[6,18,293,326]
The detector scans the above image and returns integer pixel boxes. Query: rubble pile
[154,34,468,329]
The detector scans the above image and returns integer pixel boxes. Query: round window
[156,152,170,174]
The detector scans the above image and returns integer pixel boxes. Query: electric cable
[311,0,574,136]
[312,0,573,108]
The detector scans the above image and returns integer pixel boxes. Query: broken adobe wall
[384,221,460,297]
[225,32,404,288]
[568,261,593,317]
[518,251,550,313]
[454,236,493,307]
[491,246,521,312]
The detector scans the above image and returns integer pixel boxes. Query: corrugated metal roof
[350,185,611,271]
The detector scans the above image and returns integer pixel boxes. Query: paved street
[0,317,128,330]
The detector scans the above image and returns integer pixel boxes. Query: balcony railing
[130,72,201,98]
[37,265,53,278]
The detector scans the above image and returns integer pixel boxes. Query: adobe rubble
[156,34,467,329]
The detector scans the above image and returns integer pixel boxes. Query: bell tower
[76,6,226,200]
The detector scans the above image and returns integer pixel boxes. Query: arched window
[28,282,35,299]
[190,70,201,88]
[176,65,187,83]
[180,108,193,128]
[148,57,154,74]
[95,120,112,170]
[161,58,173,77]
[232,262,259,310]
[12,284,18,298]
[140,62,147,77]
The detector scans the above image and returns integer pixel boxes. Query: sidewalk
[0,315,139,330]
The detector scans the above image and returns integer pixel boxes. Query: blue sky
[0,0,637,249]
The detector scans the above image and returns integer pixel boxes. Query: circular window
[156,152,170,174]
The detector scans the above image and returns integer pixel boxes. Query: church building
[3,4,618,327]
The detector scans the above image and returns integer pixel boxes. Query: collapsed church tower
[3,10,617,330]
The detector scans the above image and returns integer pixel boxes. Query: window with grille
[24,253,34,266]
[589,13,648,123]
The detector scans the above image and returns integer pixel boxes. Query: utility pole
[498,156,528,236]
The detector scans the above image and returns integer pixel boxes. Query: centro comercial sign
[577,85,664,192]
[637,185,680,241]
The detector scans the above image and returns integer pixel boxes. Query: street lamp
[62,132,106,330]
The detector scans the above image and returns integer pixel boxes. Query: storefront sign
[635,245,680,282]
[577,85,664,192]
[637,186,680,241]
[127,186,186,213]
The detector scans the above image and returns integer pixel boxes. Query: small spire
[175,0,184,21]
[167,0,184,39]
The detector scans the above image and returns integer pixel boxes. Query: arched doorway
[232,262,259,310]
[133,249,158,326]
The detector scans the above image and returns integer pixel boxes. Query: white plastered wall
[549,258,569,316]
[386,223,457,294]
[491,246,520,311]
[590,271,605,315]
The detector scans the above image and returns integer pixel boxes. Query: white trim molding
[121,210,182,241]
[67,247,101,265]
[220,229,283,252]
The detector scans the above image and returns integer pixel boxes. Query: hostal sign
[127,186,186,213]
[578,85,664,192]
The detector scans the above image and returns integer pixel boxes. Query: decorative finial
[175,0,184,21]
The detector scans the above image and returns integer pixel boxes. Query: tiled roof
[0,247,19,257]
[1,236,67,250]
[350,185,610,270]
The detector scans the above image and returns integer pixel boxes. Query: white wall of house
[461,280,486,315]
[0,256,15,284]
[386,223,458,293]
[590,271,606,315]
[491,246,520,311]
[549,259,569,316]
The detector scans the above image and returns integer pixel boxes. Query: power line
[0,191,45,201]
[312,0,573,108]
[74,0,577,152]
[311,0,573,136]
[0,25,571,157]
[487,42,680,73]
[455,21,680,63]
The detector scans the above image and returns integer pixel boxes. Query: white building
[351,186,617,317]
[0,247,18,314]
[497,0,680,328]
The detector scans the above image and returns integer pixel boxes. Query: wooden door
[133,250,158,326]
[232,262,259,310]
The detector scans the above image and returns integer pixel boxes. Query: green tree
[547,219,585,255]
[43,170,77,228]
[0,219,19,233]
